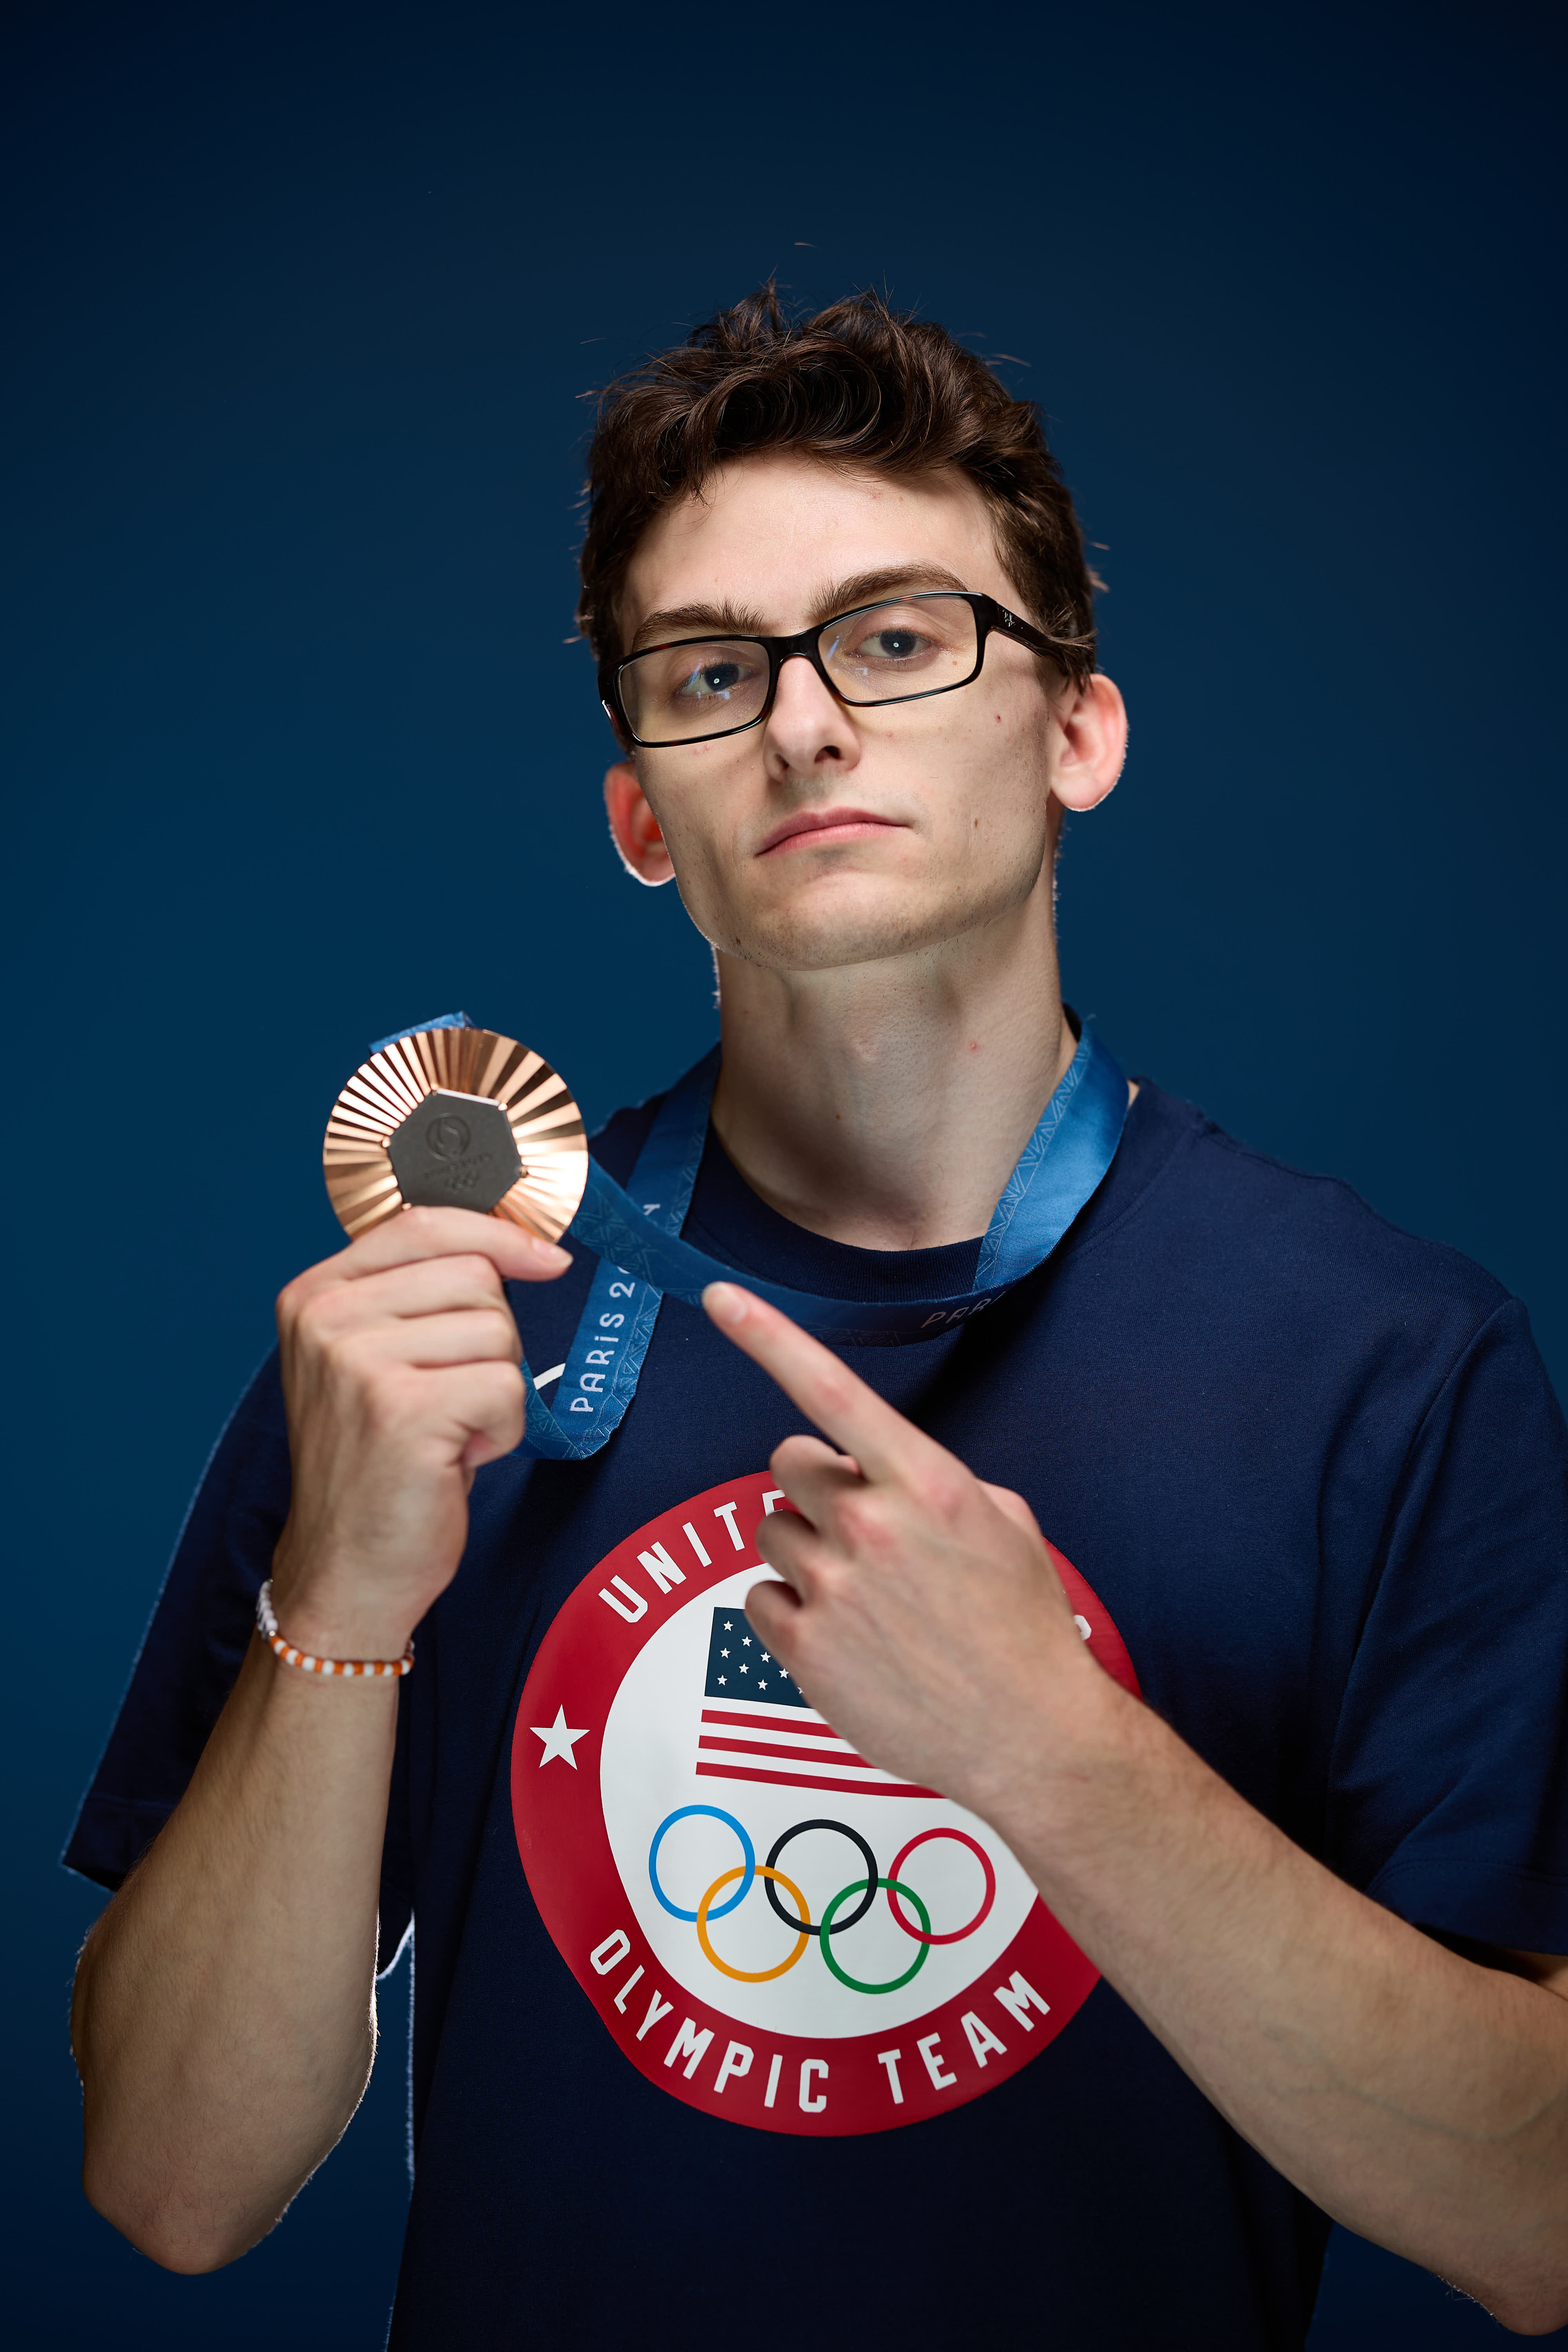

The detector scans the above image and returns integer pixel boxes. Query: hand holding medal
[269,1026,583,1676]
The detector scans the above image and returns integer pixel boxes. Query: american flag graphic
[697,1608,938,1800]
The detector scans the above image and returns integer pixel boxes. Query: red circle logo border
[512,1470,1139,2137]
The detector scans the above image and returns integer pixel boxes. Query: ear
[604,760,675,886]
[1051,673,1128,813]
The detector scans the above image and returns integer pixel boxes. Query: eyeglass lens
[619,594,980,745]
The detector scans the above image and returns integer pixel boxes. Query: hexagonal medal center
[387,1089,523,1213]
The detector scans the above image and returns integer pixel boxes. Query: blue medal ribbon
[367,1016,1127,1463]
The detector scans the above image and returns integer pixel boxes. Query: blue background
[4,0,1564,2341]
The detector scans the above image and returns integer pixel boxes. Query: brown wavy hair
[576,285,1098,707]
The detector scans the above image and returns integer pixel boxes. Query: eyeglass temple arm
[985,596,1069,663]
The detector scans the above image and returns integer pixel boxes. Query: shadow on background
[3,0,1564,2341]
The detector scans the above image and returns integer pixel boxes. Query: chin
[715,887,1016,973]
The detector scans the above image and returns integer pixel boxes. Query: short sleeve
[62,1352,415,1971]
[1326,1299,1568,1950]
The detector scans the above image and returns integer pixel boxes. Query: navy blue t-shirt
[67,1076,1568,2350]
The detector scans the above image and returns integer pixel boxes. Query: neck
[709,891,1074,1252]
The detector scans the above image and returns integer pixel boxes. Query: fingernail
[535,1239,572,1269]
[703,1281,746,1328]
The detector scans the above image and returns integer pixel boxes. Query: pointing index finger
[702,1281,942,1484]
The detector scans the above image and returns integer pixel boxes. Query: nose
[762,650,861,775]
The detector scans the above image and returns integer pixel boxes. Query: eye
[855,627,928,662]
[654,642,768,708]
[838,621,942,669]
[677,659,749,701]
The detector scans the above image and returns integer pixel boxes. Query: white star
[723,1619,733,1630]
[742,1635,752,1647]
[530,1705,590,1768]
[760,1651,770,1662]
[717,1675,726,1685]
[720,1647,730,1657]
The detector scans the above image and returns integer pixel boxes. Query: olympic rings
[765,1819,878,1940]
[648,1805,754,1922]
[648,1808,997,1992]
[886,1827,997,1946]
[818,1879,932,1994]
[697,1864,812,1982]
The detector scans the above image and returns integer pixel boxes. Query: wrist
[267,1539,422,1664]
[256,1579,413,1680]
[971,1656,1162,1866]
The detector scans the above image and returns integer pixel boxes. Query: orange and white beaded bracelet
[256,1579,414,1679]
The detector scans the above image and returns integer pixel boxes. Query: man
[68,288,1568,2348]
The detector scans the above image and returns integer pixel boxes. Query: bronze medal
[323,1025,589,1243]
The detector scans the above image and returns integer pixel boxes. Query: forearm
[996,1683,1568,2330]
[72,1635,398,2272]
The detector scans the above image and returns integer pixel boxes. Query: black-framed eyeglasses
[607,591,1065,749]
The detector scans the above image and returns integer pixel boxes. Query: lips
[757,808,906,856]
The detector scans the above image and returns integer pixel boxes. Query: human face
[604,452,1124,973]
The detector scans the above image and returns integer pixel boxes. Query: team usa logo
[512,1471,1140,2136]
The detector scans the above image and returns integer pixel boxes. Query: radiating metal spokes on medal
[648,1805,998,1995]
[323,1024,589,1243]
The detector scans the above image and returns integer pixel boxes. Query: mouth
[756,807,909,857]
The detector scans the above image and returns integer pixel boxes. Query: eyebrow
[630,599,770,650]
[628,564,973,653]
[813,565,969,621]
